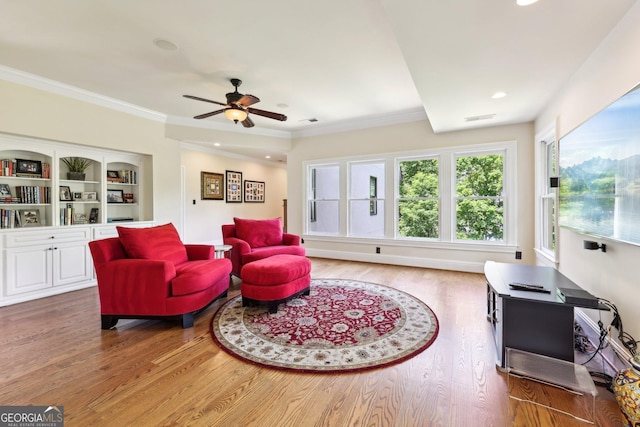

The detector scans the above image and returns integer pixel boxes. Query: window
[348,161,385,237]
[304,141,516,246]
[397,158,439,239]
[540,138,557,255]
[307,165,340,235]
[455,153,505,241]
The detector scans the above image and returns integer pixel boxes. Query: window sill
[303,235,517,254]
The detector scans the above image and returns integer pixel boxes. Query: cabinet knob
[50,236,55,239]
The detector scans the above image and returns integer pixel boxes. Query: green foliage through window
[455,154,504,240]
[398,159,439,238]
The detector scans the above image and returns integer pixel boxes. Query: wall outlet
[376,247,381,254]
[515,251,522,260]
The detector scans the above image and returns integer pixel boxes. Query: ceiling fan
[183,78,287,128]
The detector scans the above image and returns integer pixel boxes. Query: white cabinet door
[5,244,53,295]
[53,241,92,287]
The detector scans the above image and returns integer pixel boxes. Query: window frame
[534,126,558,264]
[347,159,386,238]
[395,155,441,241]
[305,163,341,236]
[452,148,507,243]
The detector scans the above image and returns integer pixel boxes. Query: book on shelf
[107,169,137,184]
[60,206,74,226]
[1,159,15,177]
[0,197,23,204]
[14,186,50,204]
[1,209,18,229]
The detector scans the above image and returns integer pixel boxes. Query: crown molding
[0,65,167,122]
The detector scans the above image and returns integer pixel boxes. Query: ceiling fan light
[224,107,248,123]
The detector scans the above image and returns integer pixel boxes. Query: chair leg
[101,315,118,330]
[267,303,279,314]
[181,313,194,328]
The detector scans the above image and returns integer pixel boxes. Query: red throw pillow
[234,217,283,248]
[117,223,188,265]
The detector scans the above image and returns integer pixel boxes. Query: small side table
[506,347,597,424]
[214,244,232,259]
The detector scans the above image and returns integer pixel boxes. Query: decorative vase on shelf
[67,172,85,181]
[613,353,640,427]
[61,157,91,181]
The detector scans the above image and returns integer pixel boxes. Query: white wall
[536,2,640,349]
[180,144,287,244]
[288,120,536,272]
[0,79,180,228]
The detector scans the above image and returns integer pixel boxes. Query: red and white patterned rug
[209,279,439,373]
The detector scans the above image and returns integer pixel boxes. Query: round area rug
[209,278,439,373]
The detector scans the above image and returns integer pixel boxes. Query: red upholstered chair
[222,217,306,277]
[89,223,232,329]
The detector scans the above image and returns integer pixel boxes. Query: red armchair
[89,223,232,329]
[222,217,306,277]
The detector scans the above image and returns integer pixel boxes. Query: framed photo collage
[200,170,265,203]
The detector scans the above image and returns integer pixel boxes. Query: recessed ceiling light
[214,143,221,147]
[516,0,539,6]
[153,38,179,51]
[492,91,507,99]
[265,155,271,159]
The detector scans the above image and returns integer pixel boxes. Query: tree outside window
[397,158,439,238]
[455,154,504,241]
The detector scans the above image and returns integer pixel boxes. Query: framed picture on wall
[244,180,265,203]
[201,171,224,200]
[225,170,243,203]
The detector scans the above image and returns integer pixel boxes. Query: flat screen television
[559,83,640,246]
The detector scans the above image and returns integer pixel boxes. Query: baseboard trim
[306,249,485,273]
[0,280,97,307]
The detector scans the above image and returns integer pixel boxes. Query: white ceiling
[0,0,636,161]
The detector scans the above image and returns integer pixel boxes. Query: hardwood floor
[0,258,625,426]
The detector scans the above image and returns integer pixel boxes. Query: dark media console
[484,261,604,368]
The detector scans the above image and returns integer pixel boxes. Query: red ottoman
[240,254,311,313]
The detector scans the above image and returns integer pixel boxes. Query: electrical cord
[578,298,639,392]
[598,298,638,356]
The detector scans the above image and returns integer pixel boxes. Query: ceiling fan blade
[238,94,260,107]
[183,95,227,106]
[194,109,225,119]
[247,107,287,122]
[241,116,255,128]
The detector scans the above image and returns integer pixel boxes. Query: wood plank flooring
[0,258,625,426]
